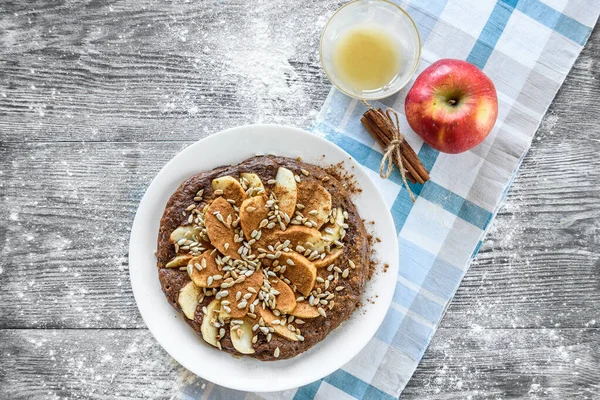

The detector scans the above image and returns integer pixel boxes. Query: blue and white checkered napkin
[187,1,598,399]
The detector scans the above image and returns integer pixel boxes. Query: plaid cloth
[182,1,599,399]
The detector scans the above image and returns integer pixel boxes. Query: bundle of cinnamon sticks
[361,108,430,184]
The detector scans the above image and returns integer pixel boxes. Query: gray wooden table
[1,1,598,399]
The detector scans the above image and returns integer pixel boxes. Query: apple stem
[448,99,457,106]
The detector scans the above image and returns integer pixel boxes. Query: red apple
[404,59,498,154]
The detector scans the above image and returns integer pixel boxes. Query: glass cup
[320,0,421,101]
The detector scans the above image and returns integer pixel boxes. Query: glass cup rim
[319,0,422,101]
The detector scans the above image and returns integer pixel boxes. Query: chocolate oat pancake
[156,155,369,360]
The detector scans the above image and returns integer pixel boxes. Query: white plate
[129,124,398,392]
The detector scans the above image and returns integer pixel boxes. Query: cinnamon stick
[361,108,430,184]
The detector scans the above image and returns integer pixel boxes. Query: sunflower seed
[342,268,350,279]
[274,347,280,358]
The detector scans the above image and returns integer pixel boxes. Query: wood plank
[0,328,597,399]
[405,328,599,399]
[1,122,599,329]
[0,0,335,142]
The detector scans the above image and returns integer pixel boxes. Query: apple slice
[240,173,265,196]
[170,224,211,252]
[211,176,248,206]
[230,319,255,354]
[313,248,344,268]
[205,197,241,259]
[218,270,263,320]
[272,225,322,250]
[165,254,193,268]
[187,251,220,288]
[170,225,202,244]
[289,301,320,319]
[297,181,332,229]
[258,306,299,341]
[270,278,296,313]
[178,281,201,320]
[320,207,344,245]
[239,195,269,240]
[273,167,297,219]
[279,252,317,296]
[200,299,221,347]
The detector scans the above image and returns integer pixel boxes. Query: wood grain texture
[0,0,337,142]
[0,328,597,399]
[0,136,598,330]
[0,0,598,398]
